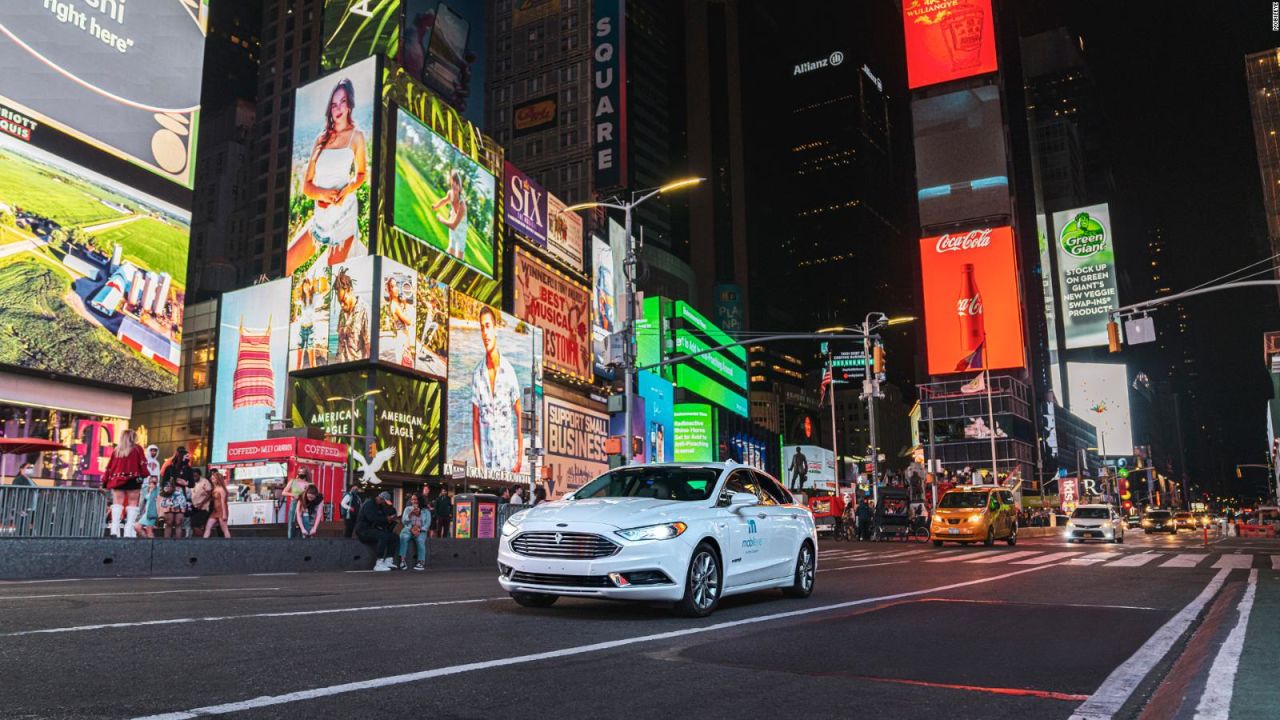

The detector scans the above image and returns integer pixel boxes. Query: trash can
[452,493,500,539]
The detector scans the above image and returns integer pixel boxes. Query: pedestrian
[159,447,192,539]
[532,486,546,506]
[102,429,148,538]
[357,491,398,570]
[145,444,162,483]
[202,470,232,538]
[433,489,452,538]
[340,484,362,538]
[499,487,510,504]
[398,493,430,570]
[133,476,160,538]
[10,462,36,487]
[294,484,324,539]
[189,469,213,535]
[855,499,873,541]
[284,469,312,539]
[510,485,524,505]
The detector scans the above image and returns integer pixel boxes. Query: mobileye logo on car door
[742,519,763,549]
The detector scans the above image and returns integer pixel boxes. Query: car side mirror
[730,492,759,509]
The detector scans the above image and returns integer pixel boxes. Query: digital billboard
[919,226,1025,375]
[504,162,547,245]
[911,85,1009,227]
[446,292,541,483]
[0,134,189,391]
[1037,213,1060,359]
[322,0,399,71]
[543,397,607,500]
[546,192,584,272]
[513,248,591,380]
[903,0,998,90]
[289,255,375,371]
[377,257,449,378]
[591,234,615,367]
[1066,362,1134,457]
[393,108,496,278]
[638,370,674,464]
[286,56,377,277]
[0,1,209,187]
[402,0,488,130]
[212,278,292,464]
[783,445,835,492]
[673,403,715,462]
[1051,204,1120,349]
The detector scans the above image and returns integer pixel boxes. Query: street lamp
[562,177,705,464]
[326,389,381,488]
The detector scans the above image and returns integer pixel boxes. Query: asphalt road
[0,531,1275,720]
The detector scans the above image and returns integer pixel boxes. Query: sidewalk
[1231,567,1280,719]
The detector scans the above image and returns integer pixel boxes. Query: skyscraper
[1246,48,1280,292]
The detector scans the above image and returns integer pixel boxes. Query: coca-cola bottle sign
[935,228,992,254]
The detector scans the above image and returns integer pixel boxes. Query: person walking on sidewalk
[294,484,324,538]
[340,485,362,538]
[202,471,232,538]
[358,491,399,570]
[103,429,147,538]
[433,489,453,538]
[398,493,430,570]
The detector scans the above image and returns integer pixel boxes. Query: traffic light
[1107,320,1121,353]
[1236,466,1243,479]
[872,343,884,374]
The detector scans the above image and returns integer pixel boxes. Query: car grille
[509,571,612,588]
[511,532,621,559]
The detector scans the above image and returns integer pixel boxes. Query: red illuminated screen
[919,226,1025,375]
[903,0,998,89]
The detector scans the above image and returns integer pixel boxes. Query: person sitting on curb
[357,491,399,571]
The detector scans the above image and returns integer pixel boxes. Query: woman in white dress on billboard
[432,169,469,261]
[303,77,367,266]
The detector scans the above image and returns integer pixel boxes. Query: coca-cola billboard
[902,0,998,90]
[919,226,1025,375]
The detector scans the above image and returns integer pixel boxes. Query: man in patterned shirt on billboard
[471,306,523,473]
[334,268,370,362]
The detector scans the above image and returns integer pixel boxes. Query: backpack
[342,490,362,520]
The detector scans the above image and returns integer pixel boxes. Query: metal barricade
[0,486,109,538]
[496,503,530,529]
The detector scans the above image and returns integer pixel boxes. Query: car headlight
[502,514,526,537]
[1142,519,1152,526]
[1066,520,1075,527]
[968,514,983,524]
[615,522,688,541]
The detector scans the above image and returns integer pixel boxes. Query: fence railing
[0,486,109,538]
[496,503,530,530]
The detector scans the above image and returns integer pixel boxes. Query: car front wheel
[983,526,995,547]
[1006,523,1018,546]
[783,542,815,598]
[510,592,558,608]
[675,542,722,618]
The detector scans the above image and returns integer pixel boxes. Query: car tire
[1116,533,1124,544]
[783,542,816,599]
[983,526,995,547]
[932,540,943,547]
[510,592,558,608]
[1006,523,1018,546]
[675,542,722,618]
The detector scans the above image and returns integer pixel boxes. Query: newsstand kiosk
[212,437,348,526]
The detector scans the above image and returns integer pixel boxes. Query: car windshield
[572,467,719,502]
[938,492,988,509]
[1146,511,1171,519]
[1073,507,1110,519]
[1175,513,1191,519]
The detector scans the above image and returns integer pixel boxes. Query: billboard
[919,226,1025,375]
[591,234,616,367]
[1066,362,1134,457]
[638,371,674,464]
[674,403,715,462]
[912,85,1009,227]
[0,1,209,187]
[543,397,607,499]
[902,0,998,90]
[212,278,292,464]
[504,162,547,245]
[1037,213,1060,357]
[402,0,487,130]
[514,0,561,28]
[713,284,745,333]
[512,93,558,138]
[1051,204,1120,349]
[783,445,835,492]
[513,248,591,380]
[546,193,584,272]
[322,0,400,71]
[289,255,375,371]
[377,257,449,378]
[446,293,541,483]
[0,134,189,391]
[393,108,497,278]
[286,56,377,277]
[591,0,627,190]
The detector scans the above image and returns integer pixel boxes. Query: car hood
[517,497,698,529]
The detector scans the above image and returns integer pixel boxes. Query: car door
[1000,491,1016,536]
[719,470,771,586]
[754,471,797,580]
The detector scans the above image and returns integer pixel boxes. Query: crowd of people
[100,431,232,539]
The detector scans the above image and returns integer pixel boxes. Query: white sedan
[1066,504,1126,543]
[498,462,818,617]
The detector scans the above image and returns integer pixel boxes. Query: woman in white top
[432,169,469,260]
[303,77,368,266]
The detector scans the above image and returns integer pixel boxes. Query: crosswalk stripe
[921,549,966,561]
[1066,551,1124,565]
[967,551,1043,564]
[1212,554,1255,570]
[1159,554,1209,568]
[876,549,932,559]
[819,551,873,560]
[1105,553,1162,567]
[1013,551,1083,565]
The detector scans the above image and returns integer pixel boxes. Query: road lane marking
[131,562,1066,720]
[926,550,988,562]
[0,597,506,638]
[1069,568,1231,720]
[1160,554,1209,568]
[966,551,1042,564]
[1104,553,1162,568]
[0,588,280,601]
[1013,552,1083,565]
[249,573,299,576]
[920,549,966,560]
[1194,569,1258,719]
[816,560,912,573]
[147,577,200,581]
[1211,555,1254,570]
[0,578,83,586]
[874,549,931,559]
[1066,552,1124,566]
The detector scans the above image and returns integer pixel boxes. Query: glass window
[720,470,761,505]
[938,491,988,509]
[1072,507,1110,519]
[573,466,719,502]
[754,472,790,505]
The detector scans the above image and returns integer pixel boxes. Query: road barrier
[0,486,107,538]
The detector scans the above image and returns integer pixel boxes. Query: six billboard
[212,278,292,464]
[1051,204,1121,350]
[1066,362,1135,457]
[512,248,591,380]
[504,162,548,245]
[919,226,1026,375]
[902,0,998,90]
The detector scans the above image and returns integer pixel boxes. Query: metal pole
[986,367,997,483]
[863,316,879,505]
[927,406,937,508]
[828,349,838,495]
[621,202,636,466]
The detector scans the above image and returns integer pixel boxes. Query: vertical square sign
[902,0,998,90]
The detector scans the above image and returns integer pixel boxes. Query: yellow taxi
[930,485,1018,547]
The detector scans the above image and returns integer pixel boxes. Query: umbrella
[0,438,71,455]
